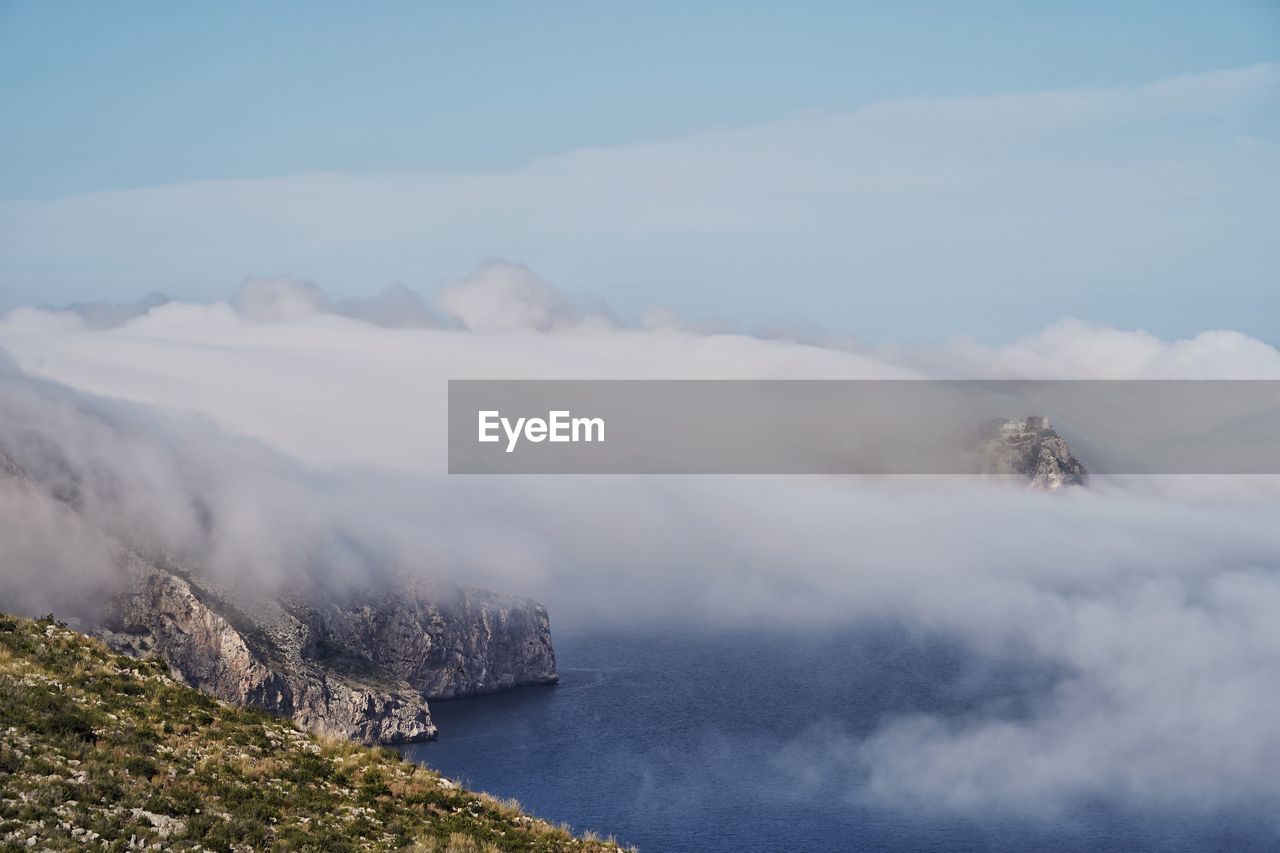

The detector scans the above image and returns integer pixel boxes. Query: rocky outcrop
[975,416,1088,490]
[94,561,561,744]
[100,564,438,744]
[299,577,558,700]
[0,444,558,745]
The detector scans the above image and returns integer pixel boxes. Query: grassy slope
[0,614,631,852]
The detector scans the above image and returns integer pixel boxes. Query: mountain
[0,444,556,745]
[0,613,626,851]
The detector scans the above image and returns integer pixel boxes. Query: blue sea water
[401,628,1272,853]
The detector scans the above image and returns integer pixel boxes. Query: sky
[1,1,1278,342]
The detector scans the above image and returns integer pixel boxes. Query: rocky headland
[974,415,1088,490]
[0,445,557,745]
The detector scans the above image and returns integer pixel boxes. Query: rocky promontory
[974,415,1088,490]
[97,561,559,744]
[0,445,558,745]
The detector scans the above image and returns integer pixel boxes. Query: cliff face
[301,578,558,700]
[0,446,558,745]
[976,417,1088,490]
[96,563,560,744]
[99,565,440,744]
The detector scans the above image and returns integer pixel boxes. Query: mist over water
[408,628,1279,853]
[4,285,1280,847]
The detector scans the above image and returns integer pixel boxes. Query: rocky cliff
[0,446,558,745]
[974,416,1088,490]
[95,562,559,743]
[299,576,558,700]
[98,564,440,744]
[0,613,627,851]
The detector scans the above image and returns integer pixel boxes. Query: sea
[401,627,1274,853]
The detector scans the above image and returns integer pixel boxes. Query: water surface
[402,628,1271,852]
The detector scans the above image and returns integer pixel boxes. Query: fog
[2,267,1280,821]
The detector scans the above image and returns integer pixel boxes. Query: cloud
[233,275,446,328]
[2,64,1276,341]
[849,563,1280,817]
[2,288,1280,823]
[0,307,86,335]
[49,292,172,329]
[434,261,600,333]
[333,282,442,329]
[899,319,1280,379]
[232,275,330,321]
[0,469,137,624]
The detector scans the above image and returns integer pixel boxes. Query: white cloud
[232,275,330,321]
[3,277,1280,822]
[900,319,1280,379]
[333,282,442,329]
[2,64,1275,341]
[0,307,85,335]
[435,261,595,333]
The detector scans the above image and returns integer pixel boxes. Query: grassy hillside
[0,614,630,852]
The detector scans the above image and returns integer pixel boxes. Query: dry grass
[0,613,637,852]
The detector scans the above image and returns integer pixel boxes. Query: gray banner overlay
[448,380,1280,474]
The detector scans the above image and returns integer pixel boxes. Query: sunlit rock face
[96,561,560,744]
[98,564,439,744]
[298,576,559,701]
[102,563,559,743]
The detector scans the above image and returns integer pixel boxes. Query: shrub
[42,708,96,742]
[184,812,234,849]
[358,768,392,802]
[123,755,157,778]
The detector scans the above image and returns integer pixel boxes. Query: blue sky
[3,1,1276,197]
[1,1,1277,342]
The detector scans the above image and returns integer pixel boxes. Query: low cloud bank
[23,261,612,334]
[3,64,1276,343]
[2,276,1280,822]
